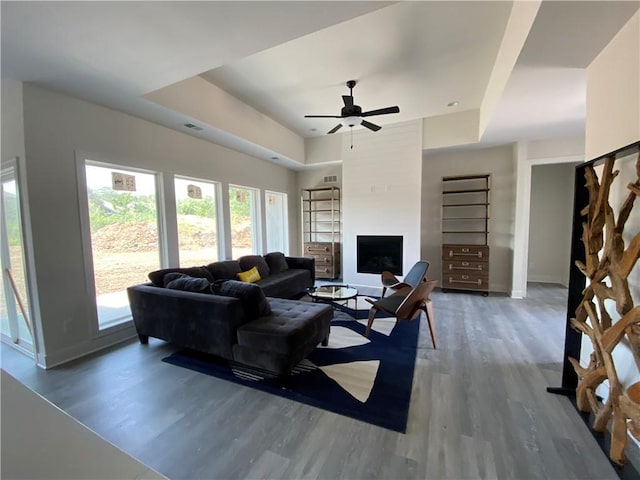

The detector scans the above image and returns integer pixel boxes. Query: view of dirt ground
[92,215,252,295]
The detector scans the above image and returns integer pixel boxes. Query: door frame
[0,157,40,362]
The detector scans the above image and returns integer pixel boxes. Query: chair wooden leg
[424,300,436,349]
[366,307,378,337]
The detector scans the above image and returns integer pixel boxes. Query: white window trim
[264,190,289,255]
[229,184,262,256]
[0,157,39,361]
[174,174,224,263]
[75,151,167,338]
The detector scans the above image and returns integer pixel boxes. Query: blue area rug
[162,310,419,433]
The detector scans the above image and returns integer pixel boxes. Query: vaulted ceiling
[2,1,638,169]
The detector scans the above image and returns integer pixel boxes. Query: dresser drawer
[311,254,333,266]
[442,273,489,290]
[305,242,332,254]
[315,266,336,278]
[443,260,488,274]
[442,244,489,260]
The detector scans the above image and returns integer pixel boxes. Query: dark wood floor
[1,283,618,479]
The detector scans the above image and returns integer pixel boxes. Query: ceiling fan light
[342,116,362,127]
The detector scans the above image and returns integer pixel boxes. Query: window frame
[228,183,262,257]
[173,175,224,265]
[76,152,167,337]
[264,189,289,254]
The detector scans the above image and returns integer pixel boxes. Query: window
[0,161,34,352]
[174,177,220,265]
[82,161,162,330]
[228,185,260,259]
[265,190,288,254]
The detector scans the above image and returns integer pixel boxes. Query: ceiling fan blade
[342,95,354,108]
[360,106,400,117]
[361,120,381,132]
[304,115,343,118]
[327,124,343,134]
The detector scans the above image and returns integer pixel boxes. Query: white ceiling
[201,1,513,137]
[2,1,639,166]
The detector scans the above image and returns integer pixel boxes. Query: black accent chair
[365,279,437,348]
[380,260,429,297]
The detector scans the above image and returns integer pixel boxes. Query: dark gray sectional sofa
[127,253,332,375]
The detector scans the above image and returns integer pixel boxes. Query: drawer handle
[450,252,482,258]
[449,277,483,286]
[308,247,329,252]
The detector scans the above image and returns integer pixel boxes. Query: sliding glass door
[0,162,34,352]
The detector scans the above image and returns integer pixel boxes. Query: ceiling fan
[305,80,400,135]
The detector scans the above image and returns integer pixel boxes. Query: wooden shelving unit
[441,174,490,295]
[302,186,340,279]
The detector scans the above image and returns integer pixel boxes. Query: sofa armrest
[127,284,247,359]
[285,256,315,284]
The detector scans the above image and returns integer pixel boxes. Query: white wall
[1,370,166,479]
[585,11,640,160]
[422,144,515,293]
[20,83,300,367]
[527,136,585,160]
[527,163,575,286]
[1,79,26,163]
[342,121,423,293]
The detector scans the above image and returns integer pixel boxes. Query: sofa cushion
[206,260,241,280]
[218,280,271,319]
[164,273,212,294]
[264,252,289,275]
[237,266,261,283]
[238,255,270,279]
[148,266,213,287]
[256,269,312,299]
[237,299,332,356]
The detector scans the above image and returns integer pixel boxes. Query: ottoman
[232,298,333,375]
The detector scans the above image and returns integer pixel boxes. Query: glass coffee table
[307,285,359,311]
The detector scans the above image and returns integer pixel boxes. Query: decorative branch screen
[569,144,640,465]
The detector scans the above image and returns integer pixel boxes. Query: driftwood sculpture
[568,147,640,465]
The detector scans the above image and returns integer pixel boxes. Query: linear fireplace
[356,235,403,275]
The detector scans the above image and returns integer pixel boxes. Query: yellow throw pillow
[237,266,261,283]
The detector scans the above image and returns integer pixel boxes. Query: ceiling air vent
[323,175,338,184]
[184,123,203,132]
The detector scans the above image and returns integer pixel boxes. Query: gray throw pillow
[164,273,212,294]
[264,252,289,275]
[148,266,213,287]
[218,280,272,319]
[205,260,242,281]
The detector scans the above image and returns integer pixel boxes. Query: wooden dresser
[441,244,489,293]
[303,242,341,279]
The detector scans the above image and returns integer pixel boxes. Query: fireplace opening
[357,235,403,275]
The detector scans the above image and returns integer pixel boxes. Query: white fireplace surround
[341,120,423,294]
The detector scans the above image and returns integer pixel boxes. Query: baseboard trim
[41,325,137,369]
